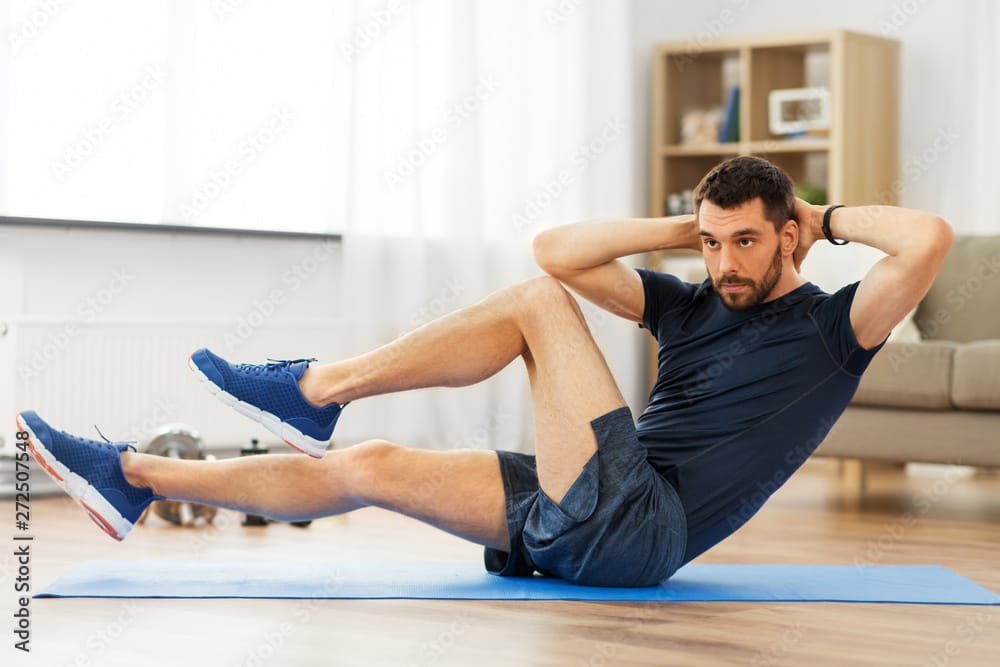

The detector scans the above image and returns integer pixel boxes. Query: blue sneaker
[188,348,348,458]
[15,411,164,541]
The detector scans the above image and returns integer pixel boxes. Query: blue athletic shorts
[484,405,688,587]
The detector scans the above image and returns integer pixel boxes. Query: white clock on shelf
[768,87,832,135]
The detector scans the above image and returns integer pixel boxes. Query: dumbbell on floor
[137,424,218,527]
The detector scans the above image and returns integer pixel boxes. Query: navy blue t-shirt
[634,268,887,564]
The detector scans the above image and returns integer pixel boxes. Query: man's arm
[532,216,701,323]
[796,202,954,350]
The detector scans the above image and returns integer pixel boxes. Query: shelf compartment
[658,153,740,216]
[747,42,831,142]
[747,148,829,199]
[659,49,741,146]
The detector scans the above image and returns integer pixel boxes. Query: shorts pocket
[524,450,600,545]
[539,451,600,522]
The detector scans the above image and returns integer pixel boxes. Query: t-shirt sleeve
[809,281,888,376]
[634,267,696,339]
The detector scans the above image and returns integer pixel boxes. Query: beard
[713,244,783,311]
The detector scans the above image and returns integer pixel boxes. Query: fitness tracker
[822,205,848,245]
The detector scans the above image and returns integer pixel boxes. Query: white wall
[0,224,349,452]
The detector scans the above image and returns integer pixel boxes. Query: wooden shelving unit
[648,30,900,245]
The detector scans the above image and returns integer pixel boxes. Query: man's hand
[791,197,821,272]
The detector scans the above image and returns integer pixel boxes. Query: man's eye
[739,239,753,247]
[704,239,718,248]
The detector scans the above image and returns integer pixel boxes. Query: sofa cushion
[852,341,955,409]
[915,234,1000,342]
[951,340,1000,410]
[816,407,1000,467]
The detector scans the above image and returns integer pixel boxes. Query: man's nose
[718,245,741,275]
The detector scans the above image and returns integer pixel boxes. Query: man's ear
[780,219,798,255]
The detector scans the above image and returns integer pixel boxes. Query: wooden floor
[4,458,999,666]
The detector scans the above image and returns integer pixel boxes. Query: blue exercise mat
[35,560,1000,605]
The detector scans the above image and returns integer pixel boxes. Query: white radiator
[4,318,350,454]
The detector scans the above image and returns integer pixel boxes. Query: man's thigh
[516,276,628,504]
[353,442,509,551]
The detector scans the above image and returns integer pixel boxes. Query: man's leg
[122,275,627,549]
[300,274,627,503]
[122,442,509,549]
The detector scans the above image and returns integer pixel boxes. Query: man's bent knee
[518,275,586,321]
[520,275,570,301]
[343,439,399,505]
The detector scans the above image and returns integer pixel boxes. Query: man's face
[697,198,788,311]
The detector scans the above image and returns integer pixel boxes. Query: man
[16,156,953,588]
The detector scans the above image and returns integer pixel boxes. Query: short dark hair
[692,156,795,231]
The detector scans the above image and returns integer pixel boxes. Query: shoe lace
[93,425,138,453]
[234,357,318,376]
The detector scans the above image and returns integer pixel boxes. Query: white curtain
[328,0,640,449]
[921,1,999,235]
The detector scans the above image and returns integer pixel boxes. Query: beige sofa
[816,235,1000,469]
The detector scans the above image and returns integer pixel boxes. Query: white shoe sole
[15,413,134,541]
[187,356,329,458]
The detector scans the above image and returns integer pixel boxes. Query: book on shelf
[718,86,740,143]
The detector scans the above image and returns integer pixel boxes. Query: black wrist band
[822,205,848,245]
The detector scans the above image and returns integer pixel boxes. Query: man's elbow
[904,216,954,276]
[532,231,566,275]
[925,216,954,258]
